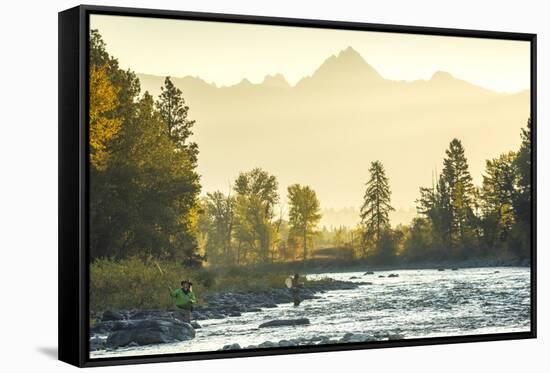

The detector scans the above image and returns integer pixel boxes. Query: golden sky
[90,14,531,227]
[90,14,530,93]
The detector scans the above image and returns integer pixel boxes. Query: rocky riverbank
[90,278,366,351]
[300,258,531,275]
[220,331,405,351]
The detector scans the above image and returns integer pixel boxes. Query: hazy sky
[90,14,530,227]
[90,15,530,93]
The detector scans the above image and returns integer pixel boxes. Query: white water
[91,267,531,359]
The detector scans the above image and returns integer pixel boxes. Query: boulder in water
[388,274,399,278]
[89,336,106,351]
[105,319,195,348]
[259,318,310,328]
[278,339,297,347]
[341,332,354,341]
[258,341,278,348]
[102,310,125,322]
[222,343,241,350]
[364,271,374,275]
[340,333,376,343]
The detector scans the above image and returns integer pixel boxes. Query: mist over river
[91,267,530,358]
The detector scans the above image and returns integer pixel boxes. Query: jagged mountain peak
[337,46,364,61]
[262,73,290,88]
[299,46,383,86]
[431,70,455,81]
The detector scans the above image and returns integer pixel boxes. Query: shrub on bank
[90,257,304,312]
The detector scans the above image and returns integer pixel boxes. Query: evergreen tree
[439,139,477,256]
[360,161,394,255]
[510,119,532,259]
[481,151,517,250]
[287,184,322,262]
[156,77,198,163]
[513,119,532,225]
[416,177,452,257]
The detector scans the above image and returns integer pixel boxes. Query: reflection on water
[91,267,530,358]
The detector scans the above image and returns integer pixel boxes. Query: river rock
[102,310,125,321]
[210,312,225,319]
[278,339,297,347]
[341,332,354,341]
[105,319,195,348]
[258,341,278,348]
[364,271,374,275]
[350,334,375,343]
[259,318,310,328]
[314,335,331,343]
[127,310,172,320]
[222,343,241,350]
[90,321,116,334]
[339,332,377,343]
[90,336,106,351]
[388,274,399,278]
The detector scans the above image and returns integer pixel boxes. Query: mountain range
[137,47,530,227]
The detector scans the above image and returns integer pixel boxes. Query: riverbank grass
[90,257,318,312]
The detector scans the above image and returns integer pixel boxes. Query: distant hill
[137,47,530,220]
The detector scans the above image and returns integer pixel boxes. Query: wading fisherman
[169,280,196,323]
[289,273,304,307]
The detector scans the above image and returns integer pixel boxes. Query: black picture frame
[58,4,537,368]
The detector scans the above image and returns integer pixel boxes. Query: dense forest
[89,29,532,272]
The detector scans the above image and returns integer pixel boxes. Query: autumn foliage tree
[233,168,279,263]
[89,64,121,170]
[287,184,322,262]
[88,30,202,266]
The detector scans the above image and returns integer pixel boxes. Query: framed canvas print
[58,5,537,367]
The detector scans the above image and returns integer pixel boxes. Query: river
[90,266,531,358]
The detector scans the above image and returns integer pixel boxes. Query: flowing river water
[91,266,531,359]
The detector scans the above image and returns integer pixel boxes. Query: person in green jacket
[169,280,197,323]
